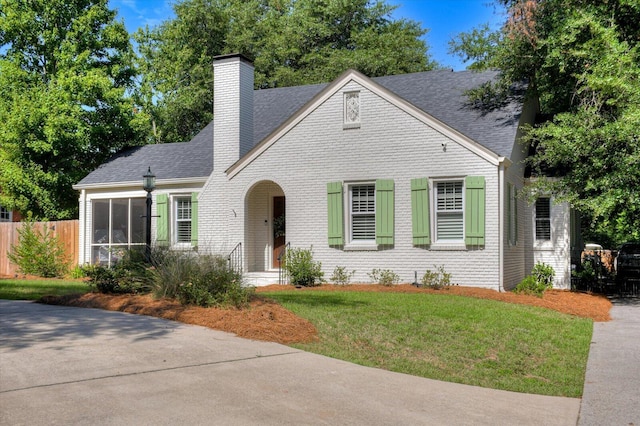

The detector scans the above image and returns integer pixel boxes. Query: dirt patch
[40,284,611,344]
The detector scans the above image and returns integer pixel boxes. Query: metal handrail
[227,242,242,274]
[277,242,290,285]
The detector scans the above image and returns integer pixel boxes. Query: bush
[8,220,70,278]
[514,262,555,297]
[368,268,399,286]
[421,265,452,289]
[532,262,555,289]
[84,250,152,294]
[283,247,324,287]
[330,266,355,285]
[150,250,251,308]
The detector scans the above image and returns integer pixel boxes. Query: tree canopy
[0,0,147,219]
[452,0,640,246]
[135,0,436,144]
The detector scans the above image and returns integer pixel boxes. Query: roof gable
[75,68,525,188]
[228,69,519,177]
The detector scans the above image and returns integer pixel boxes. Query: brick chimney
[212,54,254,172]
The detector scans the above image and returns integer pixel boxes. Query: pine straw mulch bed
[40,284,611,345]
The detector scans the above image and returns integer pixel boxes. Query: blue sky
[110,0,505,71]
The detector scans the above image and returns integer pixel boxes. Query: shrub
[368,268,399,286]
[84,250,152,294]
[514,262,555,297]
[150,250,251,308]
[283,247,324,287]
[421,265,452,289]
[8,220,70,278]
[330,266,355,285]
[532,262,555,289]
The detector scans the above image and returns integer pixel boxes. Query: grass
[265,290,593,397]
[0,278,89,300]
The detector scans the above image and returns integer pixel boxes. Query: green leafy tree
[0,0,148,219]
[135,0,436,144]
[451,0,640,245]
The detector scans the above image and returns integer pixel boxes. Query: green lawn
[265,290,593,397]
[0,278,89,300]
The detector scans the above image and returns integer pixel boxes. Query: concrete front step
[243,271,286,287]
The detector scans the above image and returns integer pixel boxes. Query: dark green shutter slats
[465,176,485,246]
[191,192,198,247]
[375,179,394,245]
[327,182,344,246]
[156,194,169,245]
[507,184,512,244]
[411,178,431,245]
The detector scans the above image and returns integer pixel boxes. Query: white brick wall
[201,79,505,289]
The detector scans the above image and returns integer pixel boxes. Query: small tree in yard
[8,221,70,278]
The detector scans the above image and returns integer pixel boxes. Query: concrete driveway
[0,300,580,425]
[578,297,640,425]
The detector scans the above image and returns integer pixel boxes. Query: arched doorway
[245,181,285,272]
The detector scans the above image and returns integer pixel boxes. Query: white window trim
[344,181,377,250]
[171,194,193,248]
[431,178,465,249]
[343,91,361,129]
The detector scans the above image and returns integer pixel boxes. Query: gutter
[498,158,508,292]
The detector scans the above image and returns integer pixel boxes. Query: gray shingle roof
[76,69,522,187]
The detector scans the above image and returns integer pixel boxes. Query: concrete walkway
[0,300,581,425]
[578,297,640,425]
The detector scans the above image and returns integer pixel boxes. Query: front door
[272,196,285,268]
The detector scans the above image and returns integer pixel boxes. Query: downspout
[498,160,506,292]
[79,189,86,265]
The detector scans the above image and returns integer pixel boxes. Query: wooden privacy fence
[0,220,79,277]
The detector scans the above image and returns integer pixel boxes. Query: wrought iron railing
[277,242,290,285]
[227,242,242,274]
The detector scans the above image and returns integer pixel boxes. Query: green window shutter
[507,184,512,244]
[465,176,485,246]
[156,194,169,245]
[375,179,394,245]
[411,178,431,245]
[514,187,518,243]
[191,192,198,247]
[327,182,344,246]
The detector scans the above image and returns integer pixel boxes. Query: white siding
[524,197,572,289]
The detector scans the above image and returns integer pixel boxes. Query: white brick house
[73,54,579,290]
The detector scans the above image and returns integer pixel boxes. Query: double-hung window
[155,193,198,247]
[0,206,11,222]
[175,197,192,244]
[435,181,464,241]
[349,184,375,242]
[535,197,551,241]
[327,180,394,248]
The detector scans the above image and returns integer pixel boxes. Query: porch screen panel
[111,199,129,244]
[131,198,146,244]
